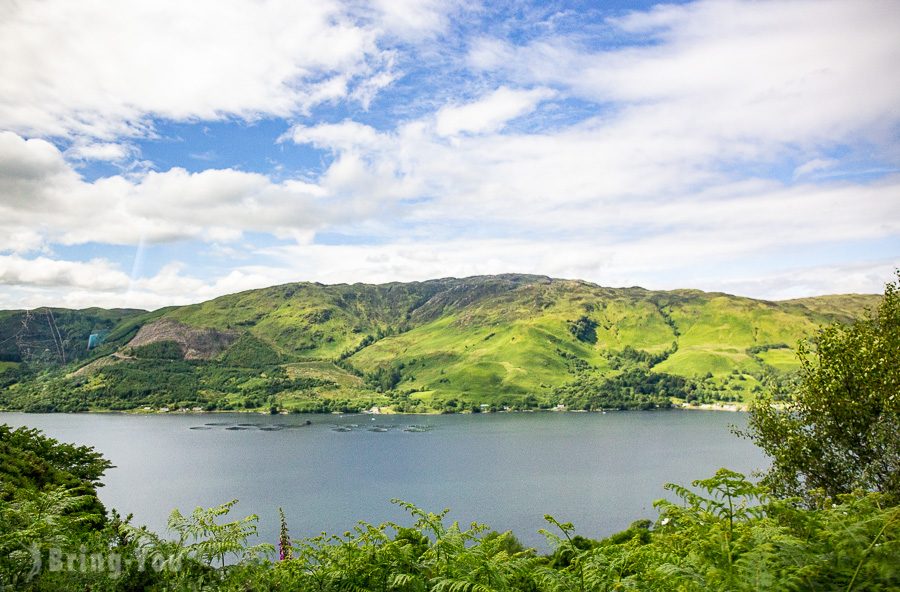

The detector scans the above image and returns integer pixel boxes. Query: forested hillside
[0,275,880,413]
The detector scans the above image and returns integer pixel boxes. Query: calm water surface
[1,410,766,550]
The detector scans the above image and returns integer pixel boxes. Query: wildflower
[278,508,291,561]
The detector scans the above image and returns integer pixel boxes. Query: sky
[0,0,898,310]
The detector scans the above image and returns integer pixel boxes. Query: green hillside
[0,275,880,413]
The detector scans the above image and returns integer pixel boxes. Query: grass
[756,348,802,372]
[655,349,748,377]
[284,361,364,388]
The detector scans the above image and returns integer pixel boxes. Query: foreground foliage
[3,459,897,591]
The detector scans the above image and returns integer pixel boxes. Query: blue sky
[0,0,898,310]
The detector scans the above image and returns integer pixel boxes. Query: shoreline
[0,403,749,417]
[674,402,748,412]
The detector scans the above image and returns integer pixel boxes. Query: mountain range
[0,274,880,413]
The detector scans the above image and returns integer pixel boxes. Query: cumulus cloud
[280,116,900,246]
[64,141,136,163]
[283,121,384,151]
[0,255,129,291]
[0,257,310,310]
[0,131,375,252]
[0,0,452,139]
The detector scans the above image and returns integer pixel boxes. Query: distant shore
[0,402,750,416]
[675,402,747,412]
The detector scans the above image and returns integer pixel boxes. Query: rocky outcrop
[127,318,238,360]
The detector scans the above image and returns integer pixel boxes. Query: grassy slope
[657,294,812,375]
[348,281,879,405]
[0,276,881,410]
[166,280,454,359]
[349,281,658,401]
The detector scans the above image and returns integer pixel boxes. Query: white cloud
[0,254,298,309]
[0,260,309,311]
[468,0,900,156]
[275,0,900,262]
[705,260,900,301]
[284,121,384,151]
[0,0,431,139]
[434,86,555,136]
[281,116,900,247]
[65,141,135,163]
[349,62,399,110]
[0,132,68,181]
[368,0,456,39]
[0,131,377,252]
[0,255,129,291]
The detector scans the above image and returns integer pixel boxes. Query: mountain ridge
[0,275,881,413]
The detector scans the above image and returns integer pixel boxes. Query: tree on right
[747,271,899,505]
